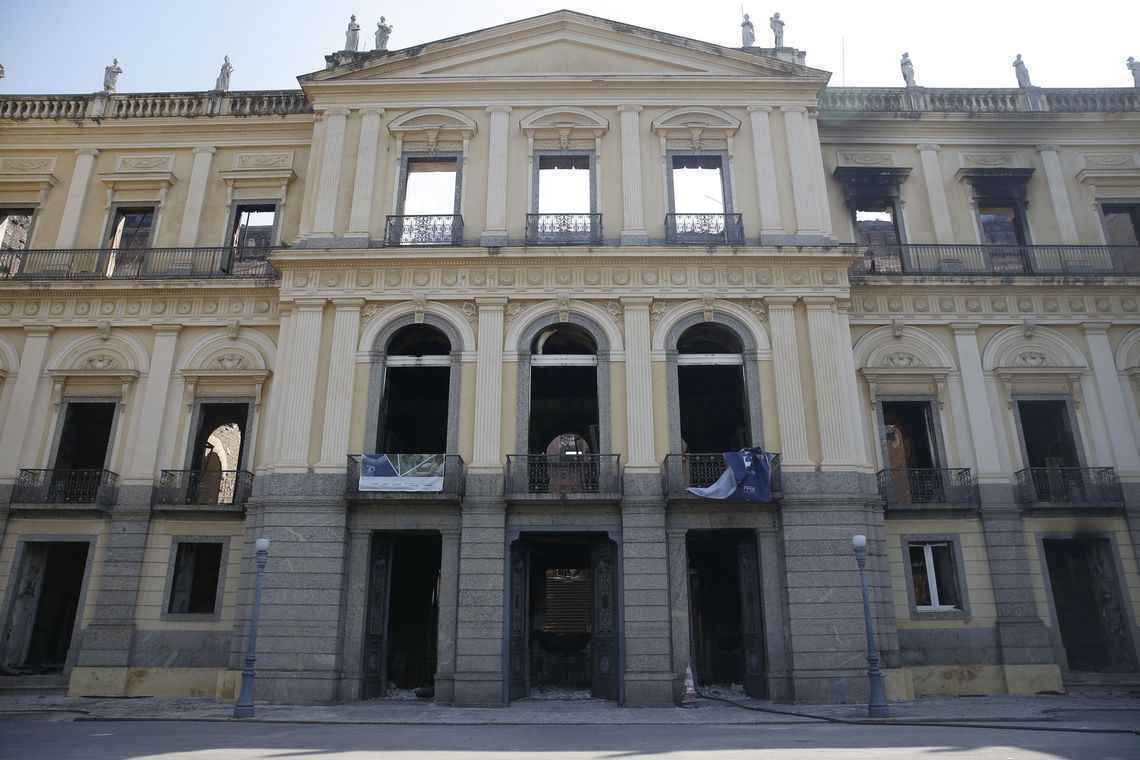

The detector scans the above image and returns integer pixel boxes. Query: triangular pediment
[301,11,829,85]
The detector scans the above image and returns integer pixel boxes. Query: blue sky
[2,0,1137,94]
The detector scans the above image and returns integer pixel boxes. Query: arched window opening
[377,324,452,454]
[677,322,750,453]
[528,323,600,455]
[190,405,249,505]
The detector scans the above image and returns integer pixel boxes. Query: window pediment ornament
[651,107,741,150]
[520,107,609,141]
[388,108,477,141]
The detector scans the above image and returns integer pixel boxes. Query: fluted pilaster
[316,299,364,471]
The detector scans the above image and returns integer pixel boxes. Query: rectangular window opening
[0,209,35,251]
[977,203,1026,246]
[854,202,901,247]
[400,158,458,216]
[107,207,156,250]
[168,542,224,615]
[230,204,277,249]
[1017,399,1080,469]
[908,542,961,611]
[538,155,591,214]
[1102,203,1140,246]
[670,155,726,214]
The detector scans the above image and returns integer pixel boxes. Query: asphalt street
[2,718,1139,759]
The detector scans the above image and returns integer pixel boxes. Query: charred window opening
[0,208,35,250]
[677,323,749,453]
[54,402,115,472]
[188,402,249,504]
[1017,400,1080,469]
[1102,203,1140,245]
[167,542,223,615]
[106,207,156,249]
[881,401,940,470]
[977,203,1028,245]
[854,203,902,247]
[229,203,277,249]
[528,324,599,455]
[1,541,89,674]
[377,324,451,454]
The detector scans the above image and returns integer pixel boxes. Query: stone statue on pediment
[345,15,361,52]
[103,58,122,93]
[215,56,234,92]
[1128,57,1139,88]
[1013,54,1032,88]
[900,53,916,87]
[376,17,393,51]
[741,14,755,47]
[770,13,784,48]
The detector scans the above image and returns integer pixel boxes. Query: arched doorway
[676,322,751,454]
[376,323,452,454]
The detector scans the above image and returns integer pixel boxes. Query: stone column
[622,298,655,470]
[747,106,785,242]
[315,299,363,472]
[0,326,52,481]
[176,147,215,247]
[471,298,506,469]
[666,528,690,700]
[1083,323,1140,489]
[805,110,833,238]
[835,301,868,468]
[765,298,809,466]
[55,149,99,248]
[121,325,181,502]
[781,107,824,239]
[917,144,955,244]
[346,107,384,244]
[264,304,294,473]
[804,297,855,468]
[311,106,350,237]
[434,527,461,703]
[618,104,649,245]
[1036,145,1079,245]
[480,106,512,246]
[950,324,1005,494]
[276,299,325,472]
[338,526,372,701]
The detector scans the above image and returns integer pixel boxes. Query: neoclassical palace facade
[1,12,1139,706]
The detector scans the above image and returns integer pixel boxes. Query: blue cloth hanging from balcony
[687,448,776,502]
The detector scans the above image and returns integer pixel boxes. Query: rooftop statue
[376,17,393,51]
[1128,57,1139,88]
[1013,54,1032,88]
[103,58,122,93]
[741,14,755,47]
[900,52,916,87]
[345,14,361,52]
[770,12,784,48]
[214,56,234,92]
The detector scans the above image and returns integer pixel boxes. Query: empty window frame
[398,157,460,216]
[105,206,157,249]
[676,323,751,453]
[1101,203,1140,245]
[1016,399,1083,469]
[167,541,224,615]
[853,201,903,247]
[669,155,729,215]
[229,203,278,249]
[977,202,1029,246]
[908,542,962,611]
[536,154,592,214]
[0,208,35,250]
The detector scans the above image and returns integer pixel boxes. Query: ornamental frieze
[849,288,1139,323]
[0,295,278,325]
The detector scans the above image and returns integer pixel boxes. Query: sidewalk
[2,692,1138,733]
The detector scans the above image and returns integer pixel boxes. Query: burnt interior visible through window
[1102,203,1140,246]
[230,204,277,249]
[107,207,155,249]
[908,542,961,610]
[385,533,442,692]
[529,541,593,690]
[1,541,89,673]
[528,324,599,455]
[977,203,1027,246]
[377,324,451,454]
[677,323,749,453]
[0,209,34,250]
[1017,400,1080,469]
[168,542,223,615]
[854,202,901,247]
[189,403,248,504]
[881,400,942,504]
[1044,537,1138,673]
[54,403,115,472]
[538,155,591,214]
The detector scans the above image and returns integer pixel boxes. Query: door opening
[881,400,943,503]
[1044,537,1137,674]
[687,530,766,698]
[362,532,441,700]
[188,402,249,504]
[677,323,750,453]
[52,402,116,502]
[377,324,452,454]
[1,542,89,674]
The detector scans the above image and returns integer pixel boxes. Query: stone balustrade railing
[819,87,1139,114]
[0,90,312,120]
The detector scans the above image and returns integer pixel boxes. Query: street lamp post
[852,534,889,718]
[233,537,269,719]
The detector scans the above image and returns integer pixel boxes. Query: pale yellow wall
[609,361,628,460]
[651,359,669,460]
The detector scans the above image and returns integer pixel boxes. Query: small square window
[908,542,961,611]
[168,541,223,615]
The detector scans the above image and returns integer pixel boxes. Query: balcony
[877,468,979,514]
[0,247,276,282]
[1015,467,1124,511]
[10,469,118,508]
[665,213,744,246]
[849,244,1140,278]
[525,214,602,245]
[663,453,782,502]
[153,469,253,512]
[504,454,622,503]
[383,215,464,246]
[345,454,465,503]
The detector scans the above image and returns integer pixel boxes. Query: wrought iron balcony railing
[848,244,1140,277]
[11,469,118,507]
[383,215,464,246]
[1015,467,1124,509]
[662,453,782,501]
[0,247,277,281]
[345,454,465,500]
[665,213,745,246]
[505,454,622,500]
[525,213,602,245]
[877,468,979,511]
[154,469,253,510]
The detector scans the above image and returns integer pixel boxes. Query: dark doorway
[509,534,618,701]
[677,323,750,453]
[1,542,89,673]
[184,402,249,505]
[687,530,766,698]
[880,400,944,504]
[1044,538,1137,673]
[362,532,442,699]
[528,324,600,455]
[54,402,115,471]
[1018,400,1081,469]
[377,325,451,454]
